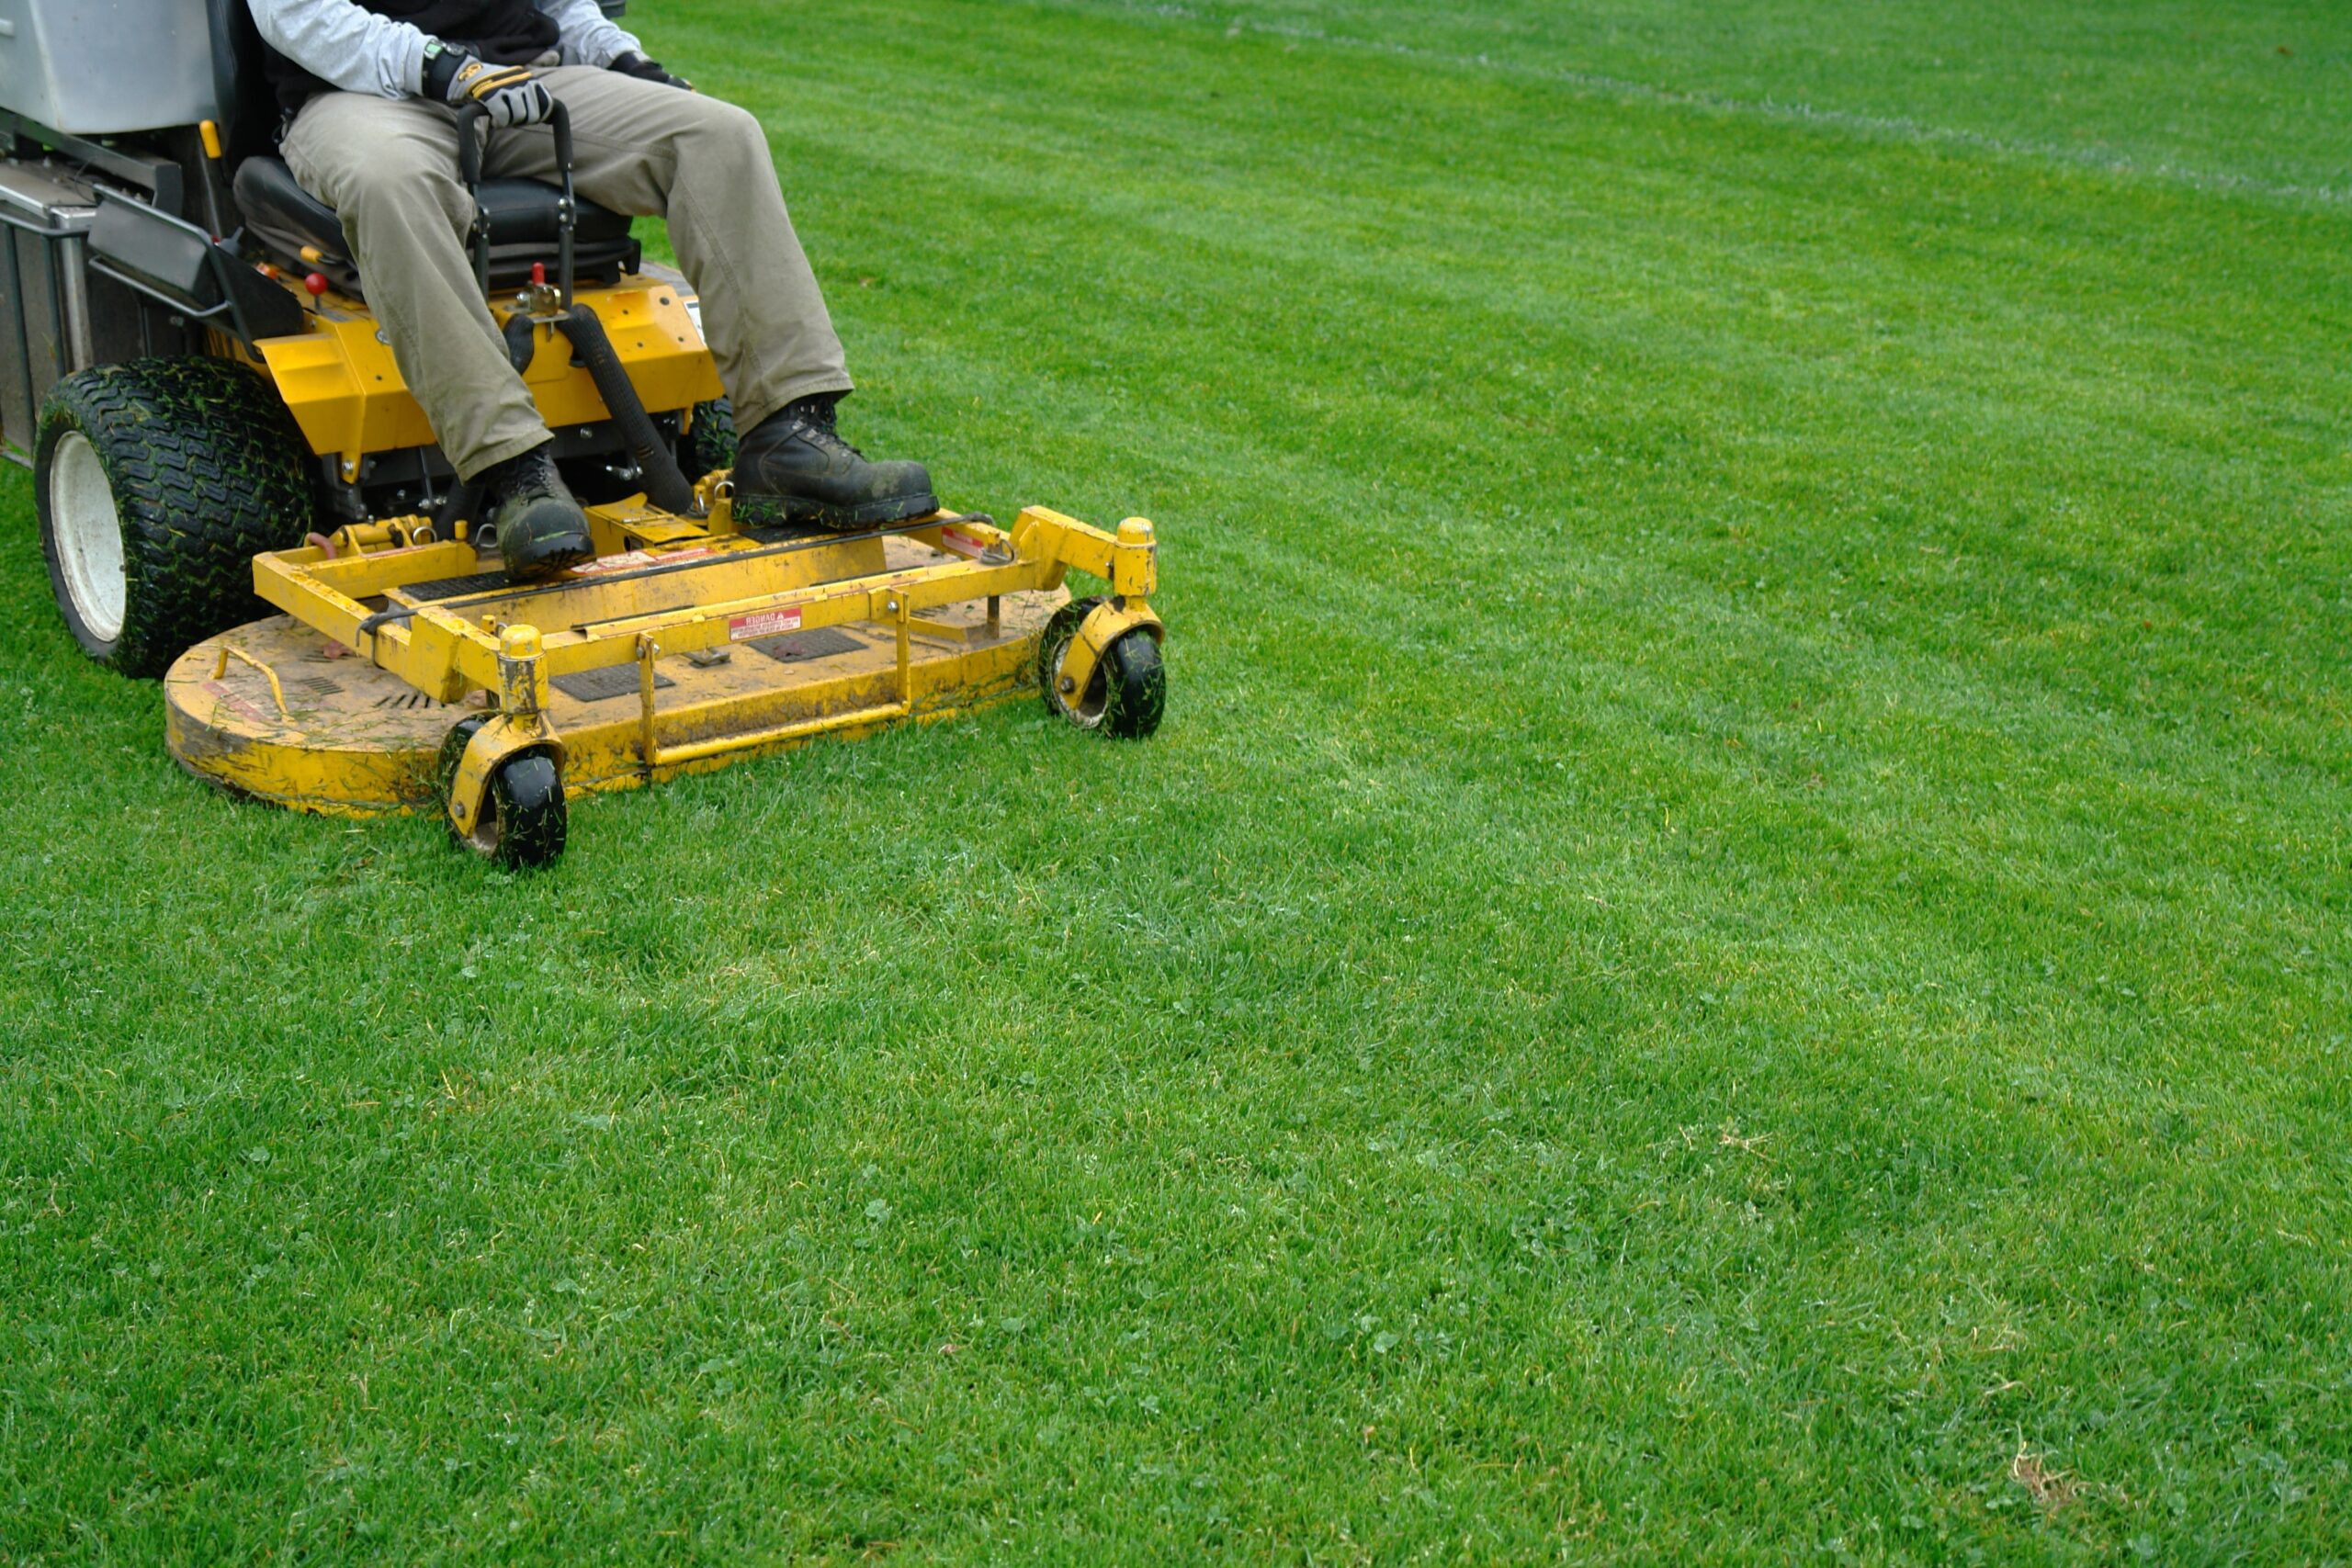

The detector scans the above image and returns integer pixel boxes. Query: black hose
[503,310,538,373]
[554,303,702,516]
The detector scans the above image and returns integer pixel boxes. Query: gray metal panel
[0,159,93,460]
[0,0,217,136]
[0,158,95,231]
[0,161,182,463]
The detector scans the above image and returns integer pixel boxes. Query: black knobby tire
[34,356,317,678]
[1037,595,1166,740]
[680,397,736,485]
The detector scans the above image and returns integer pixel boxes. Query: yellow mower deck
[164,498,1162,845]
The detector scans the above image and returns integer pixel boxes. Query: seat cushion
[232,156,640,297]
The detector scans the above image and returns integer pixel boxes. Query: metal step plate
[551,666,674,704]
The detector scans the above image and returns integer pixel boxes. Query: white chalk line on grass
[1065,0,2350,209]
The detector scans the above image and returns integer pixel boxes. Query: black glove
[424,45,556,128]
[610,51,694,91]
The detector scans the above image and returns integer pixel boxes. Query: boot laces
[798,418,866,461]
[488,445,564,503]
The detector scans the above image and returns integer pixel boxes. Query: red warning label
[573,546,718,576]
[938,525,989,560]
[729,606,803,640]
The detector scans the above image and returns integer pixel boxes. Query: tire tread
[36,356,315,677]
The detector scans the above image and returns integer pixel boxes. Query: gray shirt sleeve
[248,0,432,98]
[537,0,643,69]
[246,0,646,100]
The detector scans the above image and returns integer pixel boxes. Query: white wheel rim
[49,431,127,644]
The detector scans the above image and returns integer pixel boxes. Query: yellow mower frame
[244,273,721,487]
[170,493,1162,845]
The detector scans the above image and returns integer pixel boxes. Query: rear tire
[681,397,736,485]
[34,357,316,678]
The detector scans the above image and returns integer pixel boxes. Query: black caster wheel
[439,716,568,869]
[1037,595,1164,740]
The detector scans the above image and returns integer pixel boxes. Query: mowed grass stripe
[673,3,2342,1541]
[1031,0,2352,202]
[679,3,2349,758]
[677,17,2333,1024]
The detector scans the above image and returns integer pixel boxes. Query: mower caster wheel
[1038,595,1165,740]
[482,755,568,869]
[439,716,569,870]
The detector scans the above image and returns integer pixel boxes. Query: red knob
[303,272,328,297]
[531,262,547,286]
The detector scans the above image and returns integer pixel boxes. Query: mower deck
[163,500,1161,837]
[165,541,1063,815]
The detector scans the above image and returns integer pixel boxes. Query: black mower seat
[232,155,640,298]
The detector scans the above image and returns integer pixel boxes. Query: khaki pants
[283,68,852,479]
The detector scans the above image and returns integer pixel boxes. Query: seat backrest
[205,0,282,170]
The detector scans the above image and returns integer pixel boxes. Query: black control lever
[454,98,576,308]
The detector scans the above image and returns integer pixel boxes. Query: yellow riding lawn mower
[0,0,1164,867]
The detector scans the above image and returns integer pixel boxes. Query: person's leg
[484,67,847,432]
[283,93,592,580]
[490,70,936,528]
[283,93,549,479]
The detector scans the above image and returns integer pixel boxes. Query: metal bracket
[447,712,563,838]
[1056,596,1163,705]
[631,630,910,773]
[212,645,289,718]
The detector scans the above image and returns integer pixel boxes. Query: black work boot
[731,394,939,531]
[479,441,593,583]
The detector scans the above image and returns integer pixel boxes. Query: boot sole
[734,491,943,533]
[503,532,594,584]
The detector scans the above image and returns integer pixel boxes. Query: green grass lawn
[3,0,2347,1559]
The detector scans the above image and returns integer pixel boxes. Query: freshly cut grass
[1,0,2346,1560]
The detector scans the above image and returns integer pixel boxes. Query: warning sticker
[729,606,803,640]
[938,525,990,560]
[572,546,718,577]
